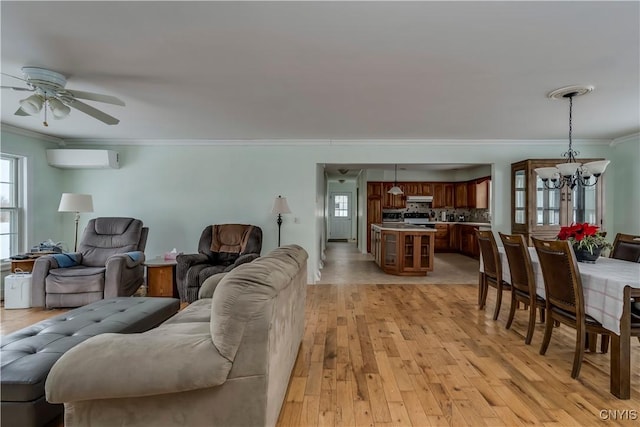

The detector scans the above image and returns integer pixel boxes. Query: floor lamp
[58,193,94,252]
[272,195,291,247]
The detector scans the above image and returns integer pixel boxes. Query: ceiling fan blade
[69,99,120,125]
[1,85,33,91]
[15,108,29,116]
[1,72,28,83]
[66,89,125,106]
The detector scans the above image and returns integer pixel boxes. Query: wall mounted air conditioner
[46,149,120,169]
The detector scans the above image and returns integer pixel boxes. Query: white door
[329,192,352,240]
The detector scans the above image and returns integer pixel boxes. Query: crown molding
[328,138,612,146]
[60,138,613,147]
[611,132,640,147]
[0,123,65,146]
[61,138,330,146]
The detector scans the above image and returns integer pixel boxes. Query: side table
[10,258,37,273]
[144,258,178,298]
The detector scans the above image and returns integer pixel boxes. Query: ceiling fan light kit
[18,94,43,115]
[2,66,125,126]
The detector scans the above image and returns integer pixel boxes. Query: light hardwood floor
[277,243,639,426]
[2,243,638,426]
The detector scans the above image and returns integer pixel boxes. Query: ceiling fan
[1,67,125,126]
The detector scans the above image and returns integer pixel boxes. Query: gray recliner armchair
[32,217,148,308]
[176,224,262,303]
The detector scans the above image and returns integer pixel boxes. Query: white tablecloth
[481,248,640,335]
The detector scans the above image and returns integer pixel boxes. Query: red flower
[558,222,600,241]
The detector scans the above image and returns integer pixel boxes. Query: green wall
[2,128,637,283]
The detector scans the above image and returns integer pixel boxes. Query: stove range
[403,212,435,228]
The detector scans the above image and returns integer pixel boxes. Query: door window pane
[334,195,348,217]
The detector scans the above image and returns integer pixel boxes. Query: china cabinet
[511,159,605,243]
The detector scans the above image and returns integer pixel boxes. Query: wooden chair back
[499,233,535,297]
[532,238,584,319]
[610,233,640,262]
[476,230,501,282]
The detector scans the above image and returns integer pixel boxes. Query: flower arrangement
[557,222,612,254]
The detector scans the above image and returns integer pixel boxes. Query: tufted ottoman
[0,297,180,427]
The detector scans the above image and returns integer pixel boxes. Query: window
[334,195,349,217]
[1,155,21,260]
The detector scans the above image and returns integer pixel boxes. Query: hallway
[316,242,479,285]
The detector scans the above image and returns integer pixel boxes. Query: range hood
[406,196,434,203]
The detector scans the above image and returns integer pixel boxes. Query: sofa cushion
[210,245,305,362]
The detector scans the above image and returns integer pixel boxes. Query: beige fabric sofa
[45,245,308,427]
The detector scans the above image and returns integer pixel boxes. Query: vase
[573,246,602,263]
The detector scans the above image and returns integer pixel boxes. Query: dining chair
[611,233,640,343]
[532,237,613,379]
[476,230,511,320]
[499,233,546,344]
[610,233,640,262]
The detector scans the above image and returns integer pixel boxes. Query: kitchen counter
[376,223,438,231]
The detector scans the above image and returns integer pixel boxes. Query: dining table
[480,247,640,399]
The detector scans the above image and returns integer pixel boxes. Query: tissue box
[164,252,179,261]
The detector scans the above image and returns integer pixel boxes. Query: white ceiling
[1,1,639,142]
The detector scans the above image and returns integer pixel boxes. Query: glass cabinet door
[535,175,561,227]
[571,175,602,225]
[513,169,526,225]
[382,232,397,268]
[403,234,414,268]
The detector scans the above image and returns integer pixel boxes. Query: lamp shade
[58,193,94,213]
[583,160,610,176]
[49,98,71,119]
[555,162,581,177]
[387,185,404,195]
[534,167,560,181]
[19,94,44,115]
[272,196,291,214]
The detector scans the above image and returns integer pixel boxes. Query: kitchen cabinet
[420,182,433,196]
[454,183,468,208]
[432,183,454,208]
[456,224,480,259]
[366,182,383,252]
[383,182,406,209]
[466,177,490,209]
[511,159,605,243]
[371,225,435,275]
[434,224,451,252]
[404,182,421,197]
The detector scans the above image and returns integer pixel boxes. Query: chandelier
[535,85,610,190]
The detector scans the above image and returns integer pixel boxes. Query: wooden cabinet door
[432,184,443,207]
[475,179,489,209]
[454,183,468,208]
[467,181,477,208]
[444,184,454,208]
[420,182,433,196]
[367,197,382,252]
[404,182,420,197]
[383,183,406,208]
[434,224,450,252]
[367,182,383,198]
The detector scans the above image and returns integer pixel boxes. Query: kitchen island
[371,223,436,276]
